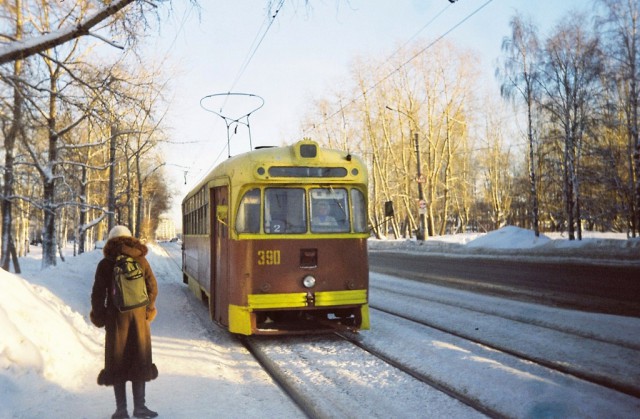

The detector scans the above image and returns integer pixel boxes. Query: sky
[1,227,638,417]
[144,0,589,225]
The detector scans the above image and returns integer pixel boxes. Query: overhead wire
[374,3,450,72]
[304,0,494,134]
[225,0,285,101]
[200,1,284,171]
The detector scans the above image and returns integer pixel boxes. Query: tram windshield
[265,188,307,233]
[236,187,367,234]
[310,188,349,233]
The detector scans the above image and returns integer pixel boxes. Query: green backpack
[112,255,149,312]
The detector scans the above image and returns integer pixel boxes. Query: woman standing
[90,225,159,419]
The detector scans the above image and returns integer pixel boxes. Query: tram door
[210,186,230,326]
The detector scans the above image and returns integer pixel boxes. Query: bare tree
[304,40,479,238]
[498,13,542,236]
[478,105,513,229]
[0,0,163,65]
[539,13,604,240]
[1,0,25,272]
[597,0,640,236]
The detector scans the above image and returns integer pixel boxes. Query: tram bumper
[228,289,369,335]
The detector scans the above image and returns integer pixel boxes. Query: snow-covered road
[232,268,640,418]
[155,242,640,418]
[366,275,640,418]
[2,229,639,418]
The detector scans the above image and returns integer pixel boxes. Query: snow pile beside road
[466,225,551,249]
[0,268,102,417]
[369,225,640,263]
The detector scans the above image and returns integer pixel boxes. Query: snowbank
[0,268,103,417]
[369,225,640,264]
[466,225,550,249]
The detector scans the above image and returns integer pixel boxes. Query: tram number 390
[257,250,281,265]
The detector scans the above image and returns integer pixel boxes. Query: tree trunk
[78,164,88,254]
[526,86,540,237]
[41,70,59,268]
[108,124,118,231]
[1,4,22,271]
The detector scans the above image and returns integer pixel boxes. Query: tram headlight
[302,275,316,289]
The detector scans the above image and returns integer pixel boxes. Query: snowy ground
[368,226,640,265]
[0,226,638,418]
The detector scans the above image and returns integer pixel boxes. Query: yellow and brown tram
[181,139,369,335]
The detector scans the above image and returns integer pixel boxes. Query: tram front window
[265,188,307,234]
[310,188,350,233]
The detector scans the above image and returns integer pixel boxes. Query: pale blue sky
[148,0,589,223]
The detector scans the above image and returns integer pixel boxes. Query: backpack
[111,255,149,312]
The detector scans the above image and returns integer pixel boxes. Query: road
[368,252,640,317]
[155,242,640,417]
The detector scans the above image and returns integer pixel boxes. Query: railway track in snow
[239,282,640,419]
[240,333,492,419]
[369,279,640,400]
[240,302,640,419]
[161,243,640,417]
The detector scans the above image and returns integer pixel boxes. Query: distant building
[156,217,176,241]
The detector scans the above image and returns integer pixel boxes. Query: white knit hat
[108,225,132,240]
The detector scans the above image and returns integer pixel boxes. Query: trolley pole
[414,132,426,241]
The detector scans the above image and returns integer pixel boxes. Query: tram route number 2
[257,250,281,265]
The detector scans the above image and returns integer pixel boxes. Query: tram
[181,139,369,335]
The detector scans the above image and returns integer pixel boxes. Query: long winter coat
[90,236,159,386]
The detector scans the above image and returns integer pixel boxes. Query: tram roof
[182,139,367,203]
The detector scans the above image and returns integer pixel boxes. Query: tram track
[369,280,640,400]
[333,331,505,418]
[233,305,640,419]
[162,243,640,417]
[237,285,640,418]
[371,304,640,400]
[239,333,488,419]
[239,336,327,419]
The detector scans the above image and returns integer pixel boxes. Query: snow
[0,226,638,418]
[466,225,550,249]
[369,227,640,265]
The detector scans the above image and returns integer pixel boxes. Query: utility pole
[414,132,426,241]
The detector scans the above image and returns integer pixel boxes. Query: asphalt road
[368,252,640,317]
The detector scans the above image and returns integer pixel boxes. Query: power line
[375,2,450,72]
[304,0,494,134]
[226,0,285,97]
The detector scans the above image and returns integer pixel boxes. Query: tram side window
[351,189,367,233]
[265,188,306,234]
[236,189,261,233]
[310,188,350,233]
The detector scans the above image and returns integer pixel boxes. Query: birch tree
[597,0,640,236]
[478,106,513,229]
[498,13,542,236]
[304,40,479,237]
[539,12,603,240]
[0,0,25,272]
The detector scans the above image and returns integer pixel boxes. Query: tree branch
[0,0,136,65]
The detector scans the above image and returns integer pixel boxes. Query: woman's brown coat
[90,236,159,386]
